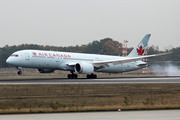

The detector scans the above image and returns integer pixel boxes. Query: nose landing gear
[17,70,22,75]
[16,67,22,75]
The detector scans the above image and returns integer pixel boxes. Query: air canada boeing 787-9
[6,34,170,79]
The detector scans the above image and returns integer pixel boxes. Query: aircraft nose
[6,57,10,64]
[6,57,12,65]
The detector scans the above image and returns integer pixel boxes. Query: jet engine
[74,62,94,74]
[37,69,55,73]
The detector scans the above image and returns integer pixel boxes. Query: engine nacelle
[74,62,94,74]
[37,69,55,73]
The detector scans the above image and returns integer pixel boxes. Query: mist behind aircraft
[151,62,180,76]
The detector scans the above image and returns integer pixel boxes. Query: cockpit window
[11,54,18,57]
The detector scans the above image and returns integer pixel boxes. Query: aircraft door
[56,57,60,62]
[123,64,126,71]
[25,53,30,60]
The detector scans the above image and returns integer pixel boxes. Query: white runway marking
[0,77,180,84]
[0,110,180,120]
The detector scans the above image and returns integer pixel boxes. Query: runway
[0,110,180,120]
[0,76,180,84]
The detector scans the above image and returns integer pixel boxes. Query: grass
[0,84,180,113]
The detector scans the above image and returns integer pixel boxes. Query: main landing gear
[67,72,97,79]
[67,72,78,79]
[86,74,97,79]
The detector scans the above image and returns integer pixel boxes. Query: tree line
[0,38,179,68]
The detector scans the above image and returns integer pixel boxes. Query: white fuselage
[6,50,147,73]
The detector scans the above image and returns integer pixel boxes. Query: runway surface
[0,76,180,84]
[0,110,180,120]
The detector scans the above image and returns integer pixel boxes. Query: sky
[0,0,180,51]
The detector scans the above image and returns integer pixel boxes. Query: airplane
[6,34,170,79]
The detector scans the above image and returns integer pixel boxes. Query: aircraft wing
[67,52,172,68]
[92,52,172,68]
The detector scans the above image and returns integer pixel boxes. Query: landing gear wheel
[94,74,97,78]
[86,74,97,79]
[17,71,22,75]
[87,74,90,79]
[68,74,71,79]
[74,74,78,79]
[67,74,78,79]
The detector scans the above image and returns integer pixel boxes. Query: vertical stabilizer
[127,34,151,57]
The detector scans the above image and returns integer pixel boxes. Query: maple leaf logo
[32,52,37,56]
[137,46,144,56]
